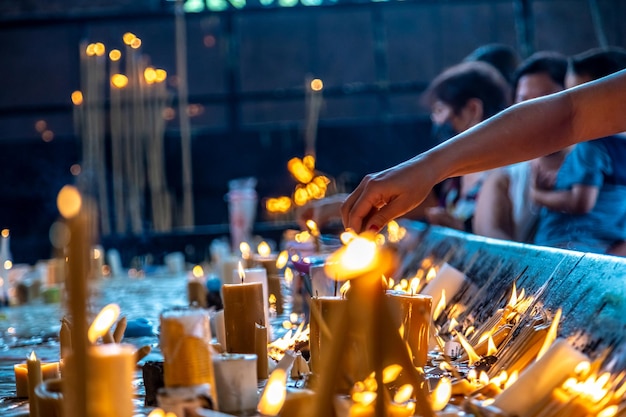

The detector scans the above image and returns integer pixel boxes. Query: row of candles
[15,198,626,417]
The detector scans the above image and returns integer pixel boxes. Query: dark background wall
[0,0,624,263]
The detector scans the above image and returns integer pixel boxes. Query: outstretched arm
[341,69,626,233]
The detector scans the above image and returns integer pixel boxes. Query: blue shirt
[534,135,626,253]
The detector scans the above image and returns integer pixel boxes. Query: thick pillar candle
[159,307,218,407]
[232,267,269,334]
[309,296,347,374]
[14,361,60,398]
[223,281,264,354]
[212,353,258,414]
[85,344,134,417]
[386,291,432,367]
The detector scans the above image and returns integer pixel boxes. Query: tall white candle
[492,338,588,417]
[420,262,465,317]
[212,353,258,414]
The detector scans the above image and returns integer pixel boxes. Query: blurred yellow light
[192,265,204,278]
[122,32,136,45]
[109,49,121,61]
[71,91,83,106]
[4,260,12,270]
[302,155,315,171]
[144,67,157,84]
[155,69,167,83]
[130,37,142,49]
[257,368,287,415]
[382,364,403,383]
[287,157,314,184]
[258,241,271,257]
[57,185,82,219]
[88,303,120,344]
[431,377,452,411]
[293,187,309,207]
[111,74,129,89]
[310,78,323,91]
[93,42,106,56]
[85,43,96,56]
[1,229,9,238]
[393,384,413,403]
[276,251,289,269]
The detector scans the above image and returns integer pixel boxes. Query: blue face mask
[431,121,458,144]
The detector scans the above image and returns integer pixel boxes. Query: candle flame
[257,368,287,416]
[155,69,167,83]
[122,32,136,45]
[455,331,481,366]
[294,231,311,243]
[487,335,497,356]
[386,220,406,243]
[85,43,96,56]
[239,242,251,259]
[71,90,84,106]
[57,185,82,219]
[433,290,446,321]
[479,371,490,386]
[111,74,129,89]
[340,229,357,245]
[504,370,518,389]
[287,157,315,184]
[575,360,591,376]
[409,277,420,295]
[597,405,618,417]
[352,390,377,406]
[326,235,377,280]
[536,308,562,361]
[339,280,351,297]
[305,220,319,237]
[387,277,395,289]
[310,78,323,91]
[276,251,288,269]
[147,409,165,417]
[284,268,293,285]
[448,318,459,333]
[266,197,292,213]
[109,49,121,61]
[375,233,385,246]
[425,266,437,283]
[29,351,37,361]
[431,377,452,411]
[144,67,157,84]
[508,282,518,307]
[382,364,403,383]
[192,265,204,278]
[130,37,142,49]
[238,262,245,283]
[393,384,413,403]
[1,229,8,238]
[290,312,298,324]
[88,303,121,344]
[258,241,271,257]
[93,42,106,56]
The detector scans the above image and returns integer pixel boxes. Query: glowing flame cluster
[349,365,416,416]
[266,155,331,214]
[267,321,310,362]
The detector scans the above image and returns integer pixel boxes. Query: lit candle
[308,296,347,374]
[232,264,270,340]
[257,368,287,416]
[223,278,264,354]
[220,256,242,285]
[386,291,432,367]
[27,351,42,416]
[88,303,120,344]
[14,359,60,398]
[492,338,588,416]
[77,343,135,417]
[159,307,219,408]
[188,265,208,308]
[253,241,280,276]
[212,353,258,414]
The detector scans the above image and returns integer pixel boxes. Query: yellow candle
[223,281,264,354]
[386,291,432,367]
[187,280,207,308]
[159,308,219,407]
[27,351,42,417]
[14,360,60,398]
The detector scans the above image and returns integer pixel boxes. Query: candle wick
[334,277,338,297]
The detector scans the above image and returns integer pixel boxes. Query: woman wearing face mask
[419,60,510,231]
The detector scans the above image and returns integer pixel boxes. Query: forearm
[533,189,576,213]
[421,69,626,184]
